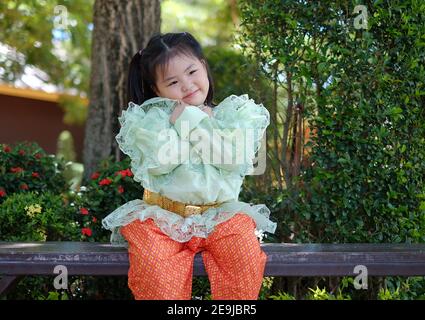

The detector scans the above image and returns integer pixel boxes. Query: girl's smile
[183,89,200,99]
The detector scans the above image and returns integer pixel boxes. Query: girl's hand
[169,102,213,124]
[169,100,188,124]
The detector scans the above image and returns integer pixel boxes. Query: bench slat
[2,242,425,277]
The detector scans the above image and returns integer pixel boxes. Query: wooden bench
[1,241,425,296]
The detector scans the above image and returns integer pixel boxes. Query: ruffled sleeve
[173,94,270,177]
[116,98,188,189]
[214,94,270,176]
[213,94,270,135]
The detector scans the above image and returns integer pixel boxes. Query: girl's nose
[181,79,192,92]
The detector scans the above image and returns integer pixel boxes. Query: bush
[69,156,144,242]
[296,0,425,243]
[0,142,68,205]
[0,143,143,299]
[0,191,80,300]
[239,0,425,245]
[0,191,79,241]
[381,276,425,300]
[238,0,425,298]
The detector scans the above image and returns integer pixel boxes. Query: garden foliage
[239,0,425,244]
[237,0,425,299]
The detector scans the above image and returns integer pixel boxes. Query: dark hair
[127,32,215,106]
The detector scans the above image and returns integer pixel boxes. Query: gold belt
[143,189,222,218]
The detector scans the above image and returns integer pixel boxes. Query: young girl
[102,32,276,300]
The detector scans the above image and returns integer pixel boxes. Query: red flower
[81,228,92,237]
[116,168,133,178]
[99,178,112,186]
[3,145,11,153]
[91,172,100,180]
[10,167,24,174]
[18,150,25,156]
[35,153,42,159]
[80,207,89,215]
[32,172,40,178]
[92,217,98,223]
[118,185,124,194]
[116,170,126,178]
[0,188,6,197]
[19,183,29,190]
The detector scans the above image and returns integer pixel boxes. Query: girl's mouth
[184,89,199,99]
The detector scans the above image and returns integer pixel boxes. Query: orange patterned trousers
[120,213,267,300]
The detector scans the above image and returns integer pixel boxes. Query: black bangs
[151,46,198,86]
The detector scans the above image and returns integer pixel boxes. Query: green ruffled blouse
[102,94,277,244]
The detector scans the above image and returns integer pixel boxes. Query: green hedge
[238,0,425,299]
[0,142,68,205]
[238,0,425,244]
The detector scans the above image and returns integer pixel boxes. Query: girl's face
[153,54,210,106]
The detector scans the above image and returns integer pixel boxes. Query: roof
[0,83,61,103]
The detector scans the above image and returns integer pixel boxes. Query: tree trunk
[282,70,294,189]
[228,0,240,26]
[83,0,161,180]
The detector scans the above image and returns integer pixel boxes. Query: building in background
[0,84,85,162]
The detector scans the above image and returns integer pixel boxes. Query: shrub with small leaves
[70,156,144,242]
[0,142,68,205]
[305,286,351,301]
[269,291,296,300]
[0,191,80,241]
[0,190,81,300]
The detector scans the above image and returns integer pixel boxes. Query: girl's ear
[151,85,159,96]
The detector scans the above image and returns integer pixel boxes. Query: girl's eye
[167,70,197,86]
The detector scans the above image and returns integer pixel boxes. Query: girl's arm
[169,101,212,125]
[171,99,268,176]
[117,101,190,180]
[169,101,187,124]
